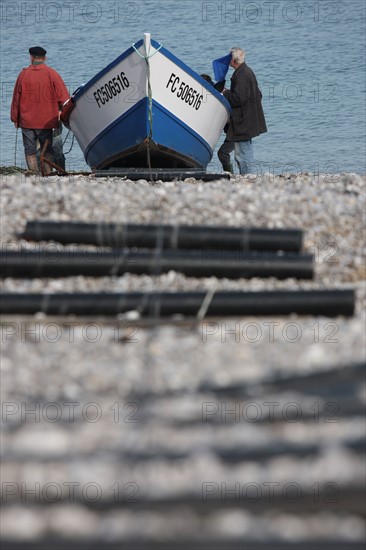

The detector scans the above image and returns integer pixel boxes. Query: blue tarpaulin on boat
[212,52,232,82]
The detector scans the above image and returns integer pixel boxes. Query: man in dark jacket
[220,47,267,175]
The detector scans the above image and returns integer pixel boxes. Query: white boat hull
[66,35,231,169]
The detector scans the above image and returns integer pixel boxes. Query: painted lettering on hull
[166,73,203,110]
[94,72,130,108]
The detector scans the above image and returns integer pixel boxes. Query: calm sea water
[1,0,365,174]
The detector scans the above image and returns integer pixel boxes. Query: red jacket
[11,63,70,129]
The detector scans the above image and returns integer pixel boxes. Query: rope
[145,138,153,181]
[62,129,71,147]
[63,133,75,155]
[145,56,153,140]
[131,42,163,60]
[197,287,216,321]
[132,41,163,182]
[145,53,153,181]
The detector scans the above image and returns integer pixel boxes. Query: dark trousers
[21,128,53,156]
[218,139,235,172]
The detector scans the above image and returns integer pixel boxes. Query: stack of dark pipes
[0,221,355,317]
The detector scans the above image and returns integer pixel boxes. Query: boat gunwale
[72,39,144,102]
[149,38,232,113]
[71,37,232,115]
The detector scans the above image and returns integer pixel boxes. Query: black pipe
[21,221,303,252]
[0,290,355,316]
[2,541,365,550]
[94,168,231,181]
[0,250,313,279]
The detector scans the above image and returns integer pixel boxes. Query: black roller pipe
[2,541,366,550]
[0,250,313,279]
[94,168,231,181]
[21,221,303,252]
[0,290,355,317]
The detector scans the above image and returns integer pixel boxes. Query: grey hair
[231,47,245,64]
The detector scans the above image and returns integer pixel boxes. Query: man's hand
[14,122,18,128]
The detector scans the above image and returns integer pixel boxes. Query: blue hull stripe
[84,97,147,167]
[85,98,213,169]
[151,100,213,164]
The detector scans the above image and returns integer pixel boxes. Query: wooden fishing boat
[61,33,231,170]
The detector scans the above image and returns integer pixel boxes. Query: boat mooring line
[151,243,163,277]
[241,227,250,249]
[131,41,163,60]
[96,222,104,247]
[154,224,164,253]
[40,293,50,315]
[132,38,164,181]
[170,223,179,249]
[115,222,125,248]
[62,131,74,155]
[197,287,217,321]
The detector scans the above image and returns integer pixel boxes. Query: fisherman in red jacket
[11,46,70,173]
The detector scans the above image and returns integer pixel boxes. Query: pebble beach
[1,171,365,546]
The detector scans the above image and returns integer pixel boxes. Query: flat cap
[29,46,47,56]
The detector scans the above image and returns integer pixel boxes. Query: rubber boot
[25,155,39,173]
[222,162,234,174]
